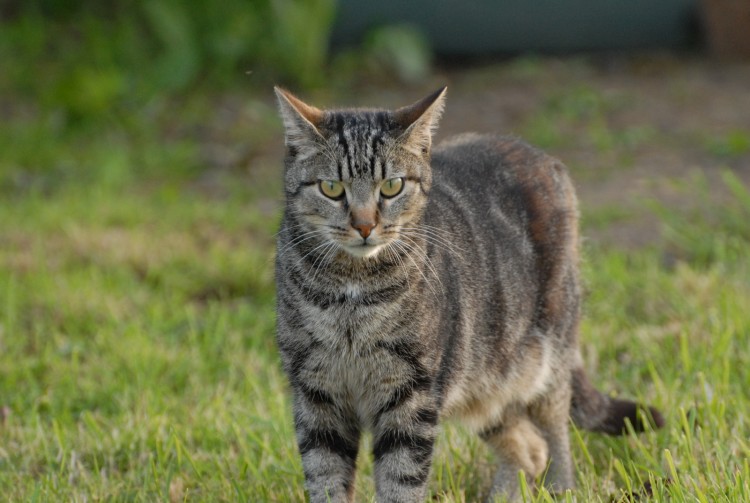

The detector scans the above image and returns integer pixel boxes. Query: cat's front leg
[292,392,360,503]
[372,401,439,502]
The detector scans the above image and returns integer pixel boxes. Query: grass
[2,62,750,501]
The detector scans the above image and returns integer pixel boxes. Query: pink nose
[353,221,375,239]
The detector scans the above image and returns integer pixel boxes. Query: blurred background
[1,0,749,246]
[1,1,750,500]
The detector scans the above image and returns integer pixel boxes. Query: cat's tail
[570,368,665,435]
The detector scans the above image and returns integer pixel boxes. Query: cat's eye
[319,180,345,199]
[380,177,404,198]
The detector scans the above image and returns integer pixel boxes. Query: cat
[273,86,664,503]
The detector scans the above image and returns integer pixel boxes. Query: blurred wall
[332,0,699,55]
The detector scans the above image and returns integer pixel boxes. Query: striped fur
[273,87,663,502]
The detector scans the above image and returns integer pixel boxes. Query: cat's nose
[351,208,377,239]
[353,221,375,239]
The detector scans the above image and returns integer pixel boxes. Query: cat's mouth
[344,242,383,259]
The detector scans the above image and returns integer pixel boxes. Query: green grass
[0,186,750,501]
[521,84,657,154]
[2,55,750,501]
[3,150,750,502]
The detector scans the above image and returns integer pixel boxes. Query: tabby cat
[273,87,663,502]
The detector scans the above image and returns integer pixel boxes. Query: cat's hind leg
[528,381,576,495]
[481,416,549,502]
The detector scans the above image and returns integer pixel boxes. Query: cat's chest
[300,281,396,337]
[320,340,407,420]
[297,282,419,422]
[299,330,413,425]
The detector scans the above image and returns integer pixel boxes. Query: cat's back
[431,133,576,208]
[429,133,579,253]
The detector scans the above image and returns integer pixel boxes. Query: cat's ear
[274,87,326,160]
[394,86,447,156]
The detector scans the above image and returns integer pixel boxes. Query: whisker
[275,229,327,260]
[398,226,466,255]
[273,221,312,237]
[391,239,440,301]
[383,242,411,292]
[268,229,326,268]
[401,231,465,260]
[397,236,444,297]
[395,240,440,300]
[309,241,339,286]
[308,241,333,278]
[402,222,462,242]
[288,239,335,276]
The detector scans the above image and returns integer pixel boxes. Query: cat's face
[275,88,446,260]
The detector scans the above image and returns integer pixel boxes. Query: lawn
[1,54,750,501]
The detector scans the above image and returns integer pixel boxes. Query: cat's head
[275,87,446,260]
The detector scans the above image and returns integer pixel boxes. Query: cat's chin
[344,243,383,259]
